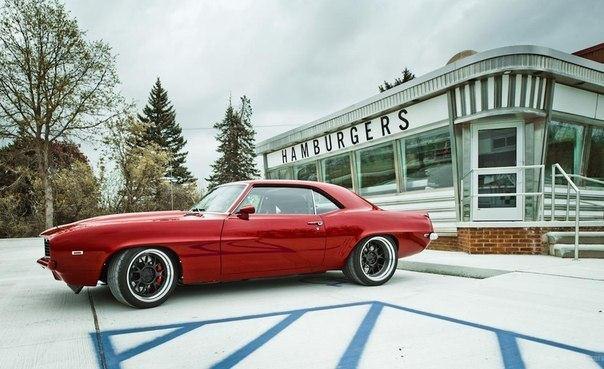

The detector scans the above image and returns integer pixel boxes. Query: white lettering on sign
[266,94,448,168]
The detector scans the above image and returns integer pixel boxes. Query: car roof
[226,179,374,210]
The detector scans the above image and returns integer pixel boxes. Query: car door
[221,186,326,276]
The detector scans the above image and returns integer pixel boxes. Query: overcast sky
[63,0,603,189]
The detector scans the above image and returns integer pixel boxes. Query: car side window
[313,191,340,214]
[239,187,315,215]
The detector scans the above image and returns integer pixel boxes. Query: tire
[343,236,398,286]
[108,248,177,308]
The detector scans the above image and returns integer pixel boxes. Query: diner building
[255,45,604,255]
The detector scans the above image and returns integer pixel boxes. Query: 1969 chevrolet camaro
[37,180,436,308]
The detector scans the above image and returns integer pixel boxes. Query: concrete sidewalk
[399,250,604,280]
[3,238,604,369]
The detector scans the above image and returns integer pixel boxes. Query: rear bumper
[425,232,439,241]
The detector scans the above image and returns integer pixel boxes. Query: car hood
[40,210,189,236]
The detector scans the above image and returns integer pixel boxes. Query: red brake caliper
[155,263,163,285]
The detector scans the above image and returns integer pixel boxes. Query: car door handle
[307,221,323,226]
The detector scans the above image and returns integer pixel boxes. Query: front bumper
[37,256,56,269]
[37,257,64,281]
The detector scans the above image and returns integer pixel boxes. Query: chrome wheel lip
[359,236,396,282]
[126,249,174,303]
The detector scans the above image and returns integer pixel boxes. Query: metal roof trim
[256,45,604,154]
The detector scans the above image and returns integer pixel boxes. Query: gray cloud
[64,0,603,189]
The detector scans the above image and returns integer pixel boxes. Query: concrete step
[549,243,604,258]
[544,231,604,245]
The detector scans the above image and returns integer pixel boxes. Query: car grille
[44,238,50,257]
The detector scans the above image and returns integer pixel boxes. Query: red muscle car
[37,180,437,308]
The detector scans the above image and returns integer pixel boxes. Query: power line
[181,124,299,131]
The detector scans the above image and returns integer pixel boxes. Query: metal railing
[459,163,604,260]
[550,165,604,260]
[551,164,580,260]
[459,164,545,221]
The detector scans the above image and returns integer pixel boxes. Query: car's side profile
[37,180,436,308]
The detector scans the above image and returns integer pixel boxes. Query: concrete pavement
[1,238,603,369]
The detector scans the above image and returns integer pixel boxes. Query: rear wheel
[343,236,398,286]
[108,248,177,308]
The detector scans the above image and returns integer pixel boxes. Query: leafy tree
[378,67,415,92]
[137,78,195,184]
[101,115,199,213]
[206,96,260,189]
[0,0,121,228]
[0,139,100,237]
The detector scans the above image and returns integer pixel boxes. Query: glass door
[472,122,524,221]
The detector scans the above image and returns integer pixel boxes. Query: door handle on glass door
[307,221,323,226]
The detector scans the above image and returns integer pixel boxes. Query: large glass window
[294,162,318,181]
[266,167,292,179]
[356,143,396,195]
[321,153,353,189]
[403,128,453,191]
[545,121,584,175]
[586,126,604,181]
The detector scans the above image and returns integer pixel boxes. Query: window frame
[232,185,341,216]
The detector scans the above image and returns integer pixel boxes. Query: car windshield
[190,184,246,213]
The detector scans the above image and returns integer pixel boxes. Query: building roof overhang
[256,45,604,155]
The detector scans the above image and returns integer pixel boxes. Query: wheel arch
[345,233,399,260]
[100,244,183,283]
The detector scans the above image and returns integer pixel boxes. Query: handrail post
[566,182,570,221]
[575,190,580,260]
[551,166,555,221]
[460,178,464,221]
[540,165,545,221]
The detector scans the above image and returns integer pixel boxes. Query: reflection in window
[586,126,604,181]
[321,153,353,189]
[404,128,453,191]
[545,121,584,175]
[356,143,396,195]
[294,162,318,181]
[266,167,292,179]
[478,127,516,168]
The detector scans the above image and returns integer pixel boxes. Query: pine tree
[378,67,415,92]
[137,78,195,184]
[206,96,260,189]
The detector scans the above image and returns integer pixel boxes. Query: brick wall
[429,225,604,254]
[428,236,460,251]
[458,227,546,254]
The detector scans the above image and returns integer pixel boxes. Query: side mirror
[236,204,255,220]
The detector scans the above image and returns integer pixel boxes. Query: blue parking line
[211,311,304,369]
[337,303,383,369]
[497,332,526,369]
[91,300,604,369]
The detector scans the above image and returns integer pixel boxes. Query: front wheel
[343,236,398,286]
[108,248,177,308]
